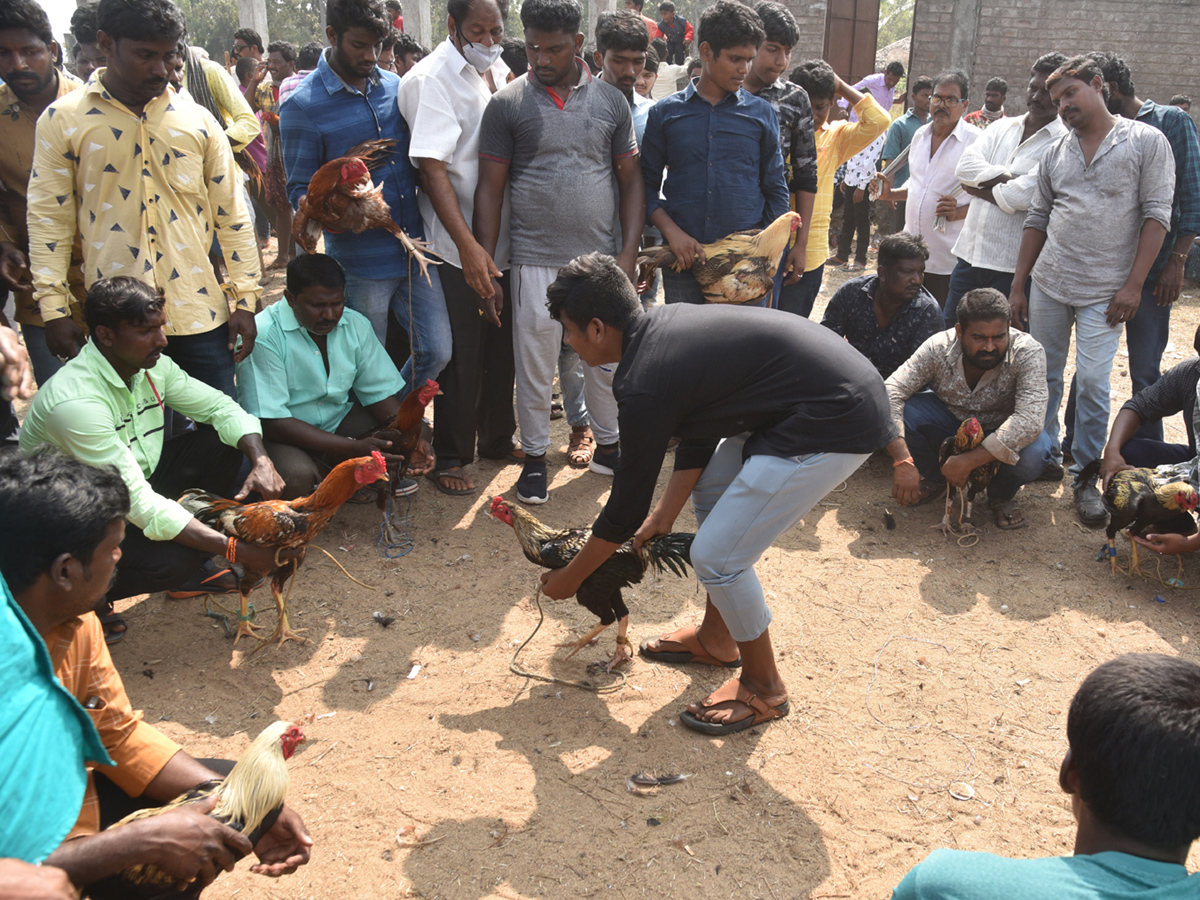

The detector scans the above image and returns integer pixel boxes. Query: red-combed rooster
[936,417,1001,536]
[636,211,801,305]
[363,378,438,507]
[86,721,305,900]
[292,139,440,283]
[179,453,389,645]
[490,496,694,671]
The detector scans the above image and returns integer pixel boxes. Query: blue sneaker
[516,460,549,505]
[589,442,620,476]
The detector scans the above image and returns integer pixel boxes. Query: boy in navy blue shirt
[640,0,789,306]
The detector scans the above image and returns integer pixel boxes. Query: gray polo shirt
[479,61,638,268]
[1024,117,1174,304]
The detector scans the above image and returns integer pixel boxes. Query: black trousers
[107,427,243,601]
[431,264,516,467]
[836,182,872,264]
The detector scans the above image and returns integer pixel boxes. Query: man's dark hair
[1067,654,1200,851]
[232,26,263,52]
[984,76,1007,95]
[297,39,323,68]
[328,0,392,39]
[381,28,398,51]
[70,2,101,44]
[650,35,666,59]
[83,276,166,333]
[96,0,185,44]
[234,55,258,81]
[642,46,658,73]
[658,0,674,11]
[697,0,763,56]
[500,36,527,74]
[1088,50,1134,98]
[626,0,644,8]
[1048,54,1108,99]
[686,57,701,76]
[0,449,130,597]
[287,253,346,295]
[752,1,798,49]
[596,10,648,54]
[933,68,968,101]
[394,30,427,59]
[1031,51,1067,76]
[1170,93,1192,107]
[267,39,296,63]
[791,59,835,102]
[956,287,1010,329]
[385,0,401,10]
[877,232,929,270]
[0,0,55,47]
[521,0,581,35]
[911,74,933,94]
[547,253,641,332]
[884,60,904,78]
[448,0,509,25]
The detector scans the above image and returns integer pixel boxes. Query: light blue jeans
[1029,283,1123,478]
[690,434,869,642]
[558,344,589,429]
[343,267,452,398]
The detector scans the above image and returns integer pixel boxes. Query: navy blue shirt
[641,80,790,243]
[1135,99,1200,284]
[280,51,424,280]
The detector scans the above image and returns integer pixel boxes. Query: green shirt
[892,848,1198,900]
[236,301,403,433]
[19,341,261,541]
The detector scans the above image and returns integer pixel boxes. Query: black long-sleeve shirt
[1121,357,1199,452]
[593,304,899,543]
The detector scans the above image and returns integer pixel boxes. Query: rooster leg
[394,228,441,286]
[933,489,956,536]
[558,621,610,659]
[266,561,308,646]
[1107,537,1119,576]
[606,615,633,673]
[232,592,266,644]
[1128,535,1141,579]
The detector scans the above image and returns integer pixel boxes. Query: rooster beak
[380,472,390,482]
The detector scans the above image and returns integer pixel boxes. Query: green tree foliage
[176,0,324,63]
[876,0,914,51]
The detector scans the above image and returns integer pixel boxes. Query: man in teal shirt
[237,255,435,500]
[891,653,1200,900]
[19,277,294,612]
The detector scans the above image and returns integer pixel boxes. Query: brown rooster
[363,378,438,507]
[179,453,389,644]
[936,417,1001,536]
[490,496,694,671]
[636,211,801,305]
[86,721,305,900]
[292,139,440,283]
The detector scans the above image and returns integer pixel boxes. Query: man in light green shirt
[237,255,434,499]
[19,277,295,609]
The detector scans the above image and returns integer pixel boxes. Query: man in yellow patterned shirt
[28,0,261,397]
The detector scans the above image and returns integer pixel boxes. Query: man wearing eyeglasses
[881,70,980,306]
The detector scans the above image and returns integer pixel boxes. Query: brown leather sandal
[567,425,594,468]
[681,678,790,734]
[639,625,741,668]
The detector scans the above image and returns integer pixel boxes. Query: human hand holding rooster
[0,859,78,900]
[942,447,992,489]
[235,446,286,500]
[249,806,312,877]
[1132,532,1200,556]
[142,795,253,891]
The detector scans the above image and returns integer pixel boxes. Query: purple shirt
[839,73,895,123]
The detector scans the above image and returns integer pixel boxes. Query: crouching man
[236,255,435,500]
[0,450,312,897]
[885,288,1051,530]
[537,253,898,735]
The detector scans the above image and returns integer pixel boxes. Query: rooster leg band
[239,604,257,621]
[1108,547,1116,557]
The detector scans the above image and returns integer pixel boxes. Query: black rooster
[936,417,1001,535]
[489,496,694,671]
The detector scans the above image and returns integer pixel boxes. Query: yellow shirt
[0,76,86,327]
[805,95,892,272]
[188,57,262,151]
[28,74,261,334]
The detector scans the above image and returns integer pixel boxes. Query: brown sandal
[639,626,741,668]
[567,425,594,468]
[680,678,790,734]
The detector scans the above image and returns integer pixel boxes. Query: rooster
[489,496,694,671]
[936,418,1001,536]
[292,139,441,283]
[636,211,801,305]
[362,378,438,507]
[179,453,389,644]
[1078,460,1199,577]
[86,721,305,900]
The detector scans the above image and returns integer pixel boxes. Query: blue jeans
[902,391,1052,502]
[944,259,1016,327]
[777,265,824,318]
[19,323,65,388]
[1029,284,1122,477]
[343,267,451,398]
[558,343,589,428]
[166,325,236,398]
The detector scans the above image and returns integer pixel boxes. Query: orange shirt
[46,613,180,838]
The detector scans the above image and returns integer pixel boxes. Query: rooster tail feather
[177,488,239,527]
[643,532,695,577]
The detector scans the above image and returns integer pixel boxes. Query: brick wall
[782,0,829,64]
[910,0,1200,122]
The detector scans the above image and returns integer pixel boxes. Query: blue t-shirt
[892,848,1198,900]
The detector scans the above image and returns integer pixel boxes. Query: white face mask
[455,30,502,73]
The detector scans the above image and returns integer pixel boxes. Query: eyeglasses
[930,95,965,107]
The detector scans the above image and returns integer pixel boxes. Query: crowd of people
[0,0,1198,895]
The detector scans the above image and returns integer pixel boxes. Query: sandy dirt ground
[53,243,1200,899]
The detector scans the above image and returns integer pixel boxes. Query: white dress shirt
[951,113,1067,273]
[904,117,982,275]
[397,38,511,270]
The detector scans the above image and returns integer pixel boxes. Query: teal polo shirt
[237,300,404,432]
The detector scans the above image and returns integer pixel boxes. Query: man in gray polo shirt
[474,0,646,505]
[1009,56,1174,526]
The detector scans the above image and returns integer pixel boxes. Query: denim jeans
[1029,284,1123,476]
[343,267,452,399]
[943,258,1016,327]
[777,265,824,318]
[558,343,589,429]
[166,325,236,398]
[902,391,1052,502]
[19,323,65,388]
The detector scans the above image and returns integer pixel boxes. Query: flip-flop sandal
[915,480,948,507]
[680,678,790,735]
[100,612,127,645]
[639,626,741,668]
[428,469,475,496]
[991,498,1028,530]
[842,261,866,271]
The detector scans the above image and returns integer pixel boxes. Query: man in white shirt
[397,0,514,496]
[648,37,686,99]
[882,70,981,306]
[944,53,1067,327]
